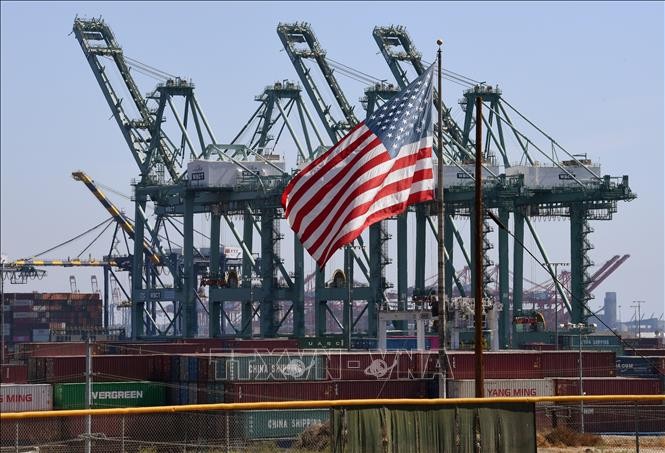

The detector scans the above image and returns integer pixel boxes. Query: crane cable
[24,217,115,260]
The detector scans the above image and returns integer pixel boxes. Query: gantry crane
[71,17,636,346]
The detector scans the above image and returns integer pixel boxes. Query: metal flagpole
[436,39,447,398]
[474,96,485,398]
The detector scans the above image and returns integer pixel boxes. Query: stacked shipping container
[3,292,102,345]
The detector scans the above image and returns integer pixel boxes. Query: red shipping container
[39,354,161,383]
[415,351,545,380]
[331,379,429,400]
[553,377,663,396]
[225,339,299,352]
[1,364,28,383]
[542,351,616,378]
[326,351,423,381]
[224,381,333,403]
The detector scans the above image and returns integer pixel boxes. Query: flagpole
[436,39,447,399]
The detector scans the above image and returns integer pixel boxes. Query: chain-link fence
[1,397,663,452]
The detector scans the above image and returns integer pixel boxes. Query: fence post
[634,402,640,453]
[14,421,18,453]
[225,412,230,453]
[121,414,125,453]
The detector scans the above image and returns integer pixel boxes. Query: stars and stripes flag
[281,64,436,267]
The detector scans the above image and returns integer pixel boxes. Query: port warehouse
[2,338,665,437]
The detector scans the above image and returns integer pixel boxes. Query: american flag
[282,64,435,267]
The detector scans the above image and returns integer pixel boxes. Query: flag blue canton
[365,65,435,158]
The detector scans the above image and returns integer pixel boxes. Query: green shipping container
[53,381,166,409]
[242,409,329,439]
[214,354,326,381]
[560,334,623,352]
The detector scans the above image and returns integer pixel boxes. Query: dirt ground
[538,435,665,452]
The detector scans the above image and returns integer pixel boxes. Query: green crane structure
[71,17,636,346]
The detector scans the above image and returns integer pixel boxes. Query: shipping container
[224,379,430,403]
[444,351,544,379]
[326,351,421,380]
[225,339,300,352]
[331,379,429,400]
[213,353,326,381]
[30,354,162,383]
[553,377,663,396]
[225,381,332,403]
[197,382,225,404]
[1,383,52,412]
[624,348,665,357]
[298,336,347,349]
[240,409,329,439]
[616,356,665,377]
[447,379,554,398]
[53,381,166,409]
[542,351,616,377]
[1,364,28,383]
[559,334,622,351]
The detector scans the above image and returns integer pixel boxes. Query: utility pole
[551,262,569,350]
[631,301,645,338]
[85,337,93,453]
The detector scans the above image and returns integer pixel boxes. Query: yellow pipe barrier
[2,395,663,420]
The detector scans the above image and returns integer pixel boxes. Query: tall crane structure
[371,24,635,348]
[70,17,636,346]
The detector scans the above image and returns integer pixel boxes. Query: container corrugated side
[213,353,326,381]
[428,351,545,379]
[616,356,665,377]
[542,351,616,377]
[554,377,663,396]
[331,379,429,399]
[224,381,333,403]
[326,351,421,380]
[1,364,28,383]
[53,381,166,409]
[241,409,329,439]
[1,383,52,412]
[447,379,554,398]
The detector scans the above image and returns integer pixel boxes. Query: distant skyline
[1,1,663,320]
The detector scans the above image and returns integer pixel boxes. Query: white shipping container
[1,384,53,412]
[506,164,601,189]
[434,165,500,188]
[188,160,286,189]
[188,160,241,188]
[447,379,554,398]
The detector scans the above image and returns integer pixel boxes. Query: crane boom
[72,171,161,264]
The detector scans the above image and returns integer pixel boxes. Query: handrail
[2,395,663,420]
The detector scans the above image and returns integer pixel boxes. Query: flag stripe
[293,135,432,240]
[290,134,383,234]
[283,125,371,217]
[303,147,432,252]
[317,181,434,264]
[282,63,436,267]
[311,163,433,262]
[281,122,367,206]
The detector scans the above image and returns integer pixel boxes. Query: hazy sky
[1,1,663,320]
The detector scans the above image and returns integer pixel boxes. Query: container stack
[3,292,102,345]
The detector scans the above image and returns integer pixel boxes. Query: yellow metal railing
[3,394,663,419]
